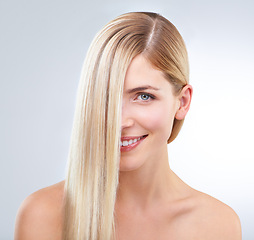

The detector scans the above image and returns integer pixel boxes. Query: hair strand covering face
[63,12,189,240]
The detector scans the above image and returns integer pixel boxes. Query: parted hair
[63,12,189,240]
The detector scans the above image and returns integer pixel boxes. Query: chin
[119,157,145,172]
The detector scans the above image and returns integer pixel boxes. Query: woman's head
[64,12,191,240]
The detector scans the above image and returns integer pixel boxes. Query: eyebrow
[126,85,160,94]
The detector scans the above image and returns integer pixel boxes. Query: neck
[116,147,177,211]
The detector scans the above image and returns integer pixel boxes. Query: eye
[136,92,155,101]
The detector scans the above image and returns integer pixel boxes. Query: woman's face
[120,54,180,172]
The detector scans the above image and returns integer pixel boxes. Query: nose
[121,101,135,131]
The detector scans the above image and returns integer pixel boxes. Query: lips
[120,134,148,152]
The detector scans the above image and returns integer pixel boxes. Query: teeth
[120,136,145,147]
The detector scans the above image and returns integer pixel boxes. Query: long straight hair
[63,12,189,240]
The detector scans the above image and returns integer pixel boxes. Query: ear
[175,84,193,120]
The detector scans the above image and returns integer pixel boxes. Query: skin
[14,55,242,240]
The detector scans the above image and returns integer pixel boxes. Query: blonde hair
[63,12,189,240]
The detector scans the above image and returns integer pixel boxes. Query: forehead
[124,55,170,90]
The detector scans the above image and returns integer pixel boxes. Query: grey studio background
[1,0,253,239]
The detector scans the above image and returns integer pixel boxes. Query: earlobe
[175,84,193,120]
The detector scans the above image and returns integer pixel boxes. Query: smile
[120,135,148,152]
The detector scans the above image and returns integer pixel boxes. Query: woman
[14,12,241,240]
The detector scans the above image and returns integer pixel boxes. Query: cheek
[137,105,175,139]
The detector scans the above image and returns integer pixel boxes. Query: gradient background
[1,0,253,239]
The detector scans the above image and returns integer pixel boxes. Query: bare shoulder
[14,180,65,240]
[191,190,242,240]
